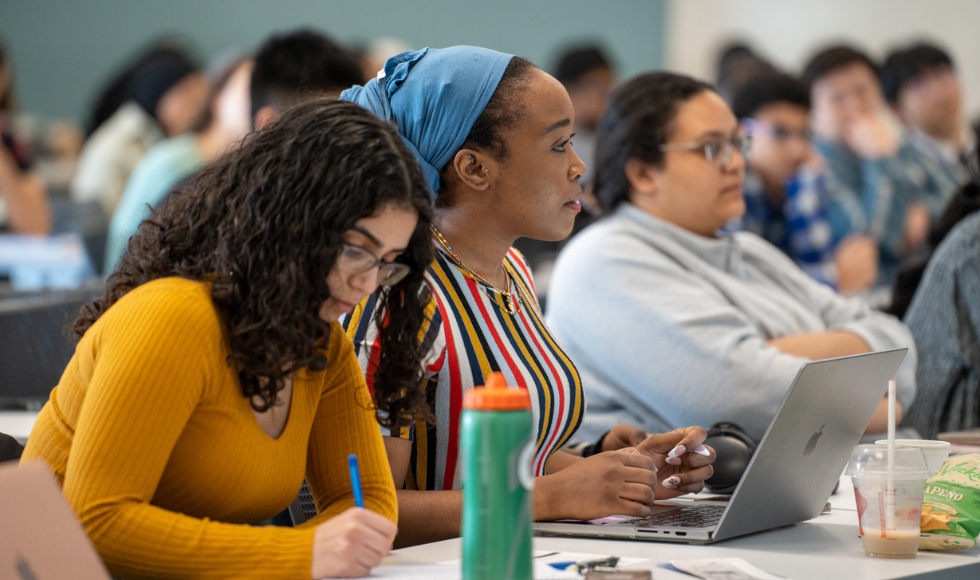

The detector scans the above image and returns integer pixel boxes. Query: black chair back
[0,287,101,408]
[287,480,318,526]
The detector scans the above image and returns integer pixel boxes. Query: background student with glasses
[729,72,880,295]
[546,72,919,449]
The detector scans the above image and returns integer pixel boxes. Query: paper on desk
[339,561,579,579]
[668,557,789,580]
[338,565,459,579]
[439,550,646,568]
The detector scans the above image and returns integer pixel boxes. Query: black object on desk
[703,421,757,494]
[0,432,24,462]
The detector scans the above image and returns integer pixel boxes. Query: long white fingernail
[667,445,686,458]
[663,476,681,488]
[693,445,710,456]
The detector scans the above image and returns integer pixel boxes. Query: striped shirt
[345,246,584,491]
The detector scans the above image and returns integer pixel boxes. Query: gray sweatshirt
[546,203,917,442]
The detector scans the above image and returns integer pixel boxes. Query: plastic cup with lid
[874,439,951,475]
[845,444,930,558]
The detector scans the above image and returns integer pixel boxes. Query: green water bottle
[461,372,534,580]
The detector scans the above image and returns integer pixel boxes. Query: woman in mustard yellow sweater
[21,99,434,580]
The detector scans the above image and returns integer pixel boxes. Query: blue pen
[348,454,365,508]
[547,562,575,571]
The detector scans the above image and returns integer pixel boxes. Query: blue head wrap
[341,46,515,197]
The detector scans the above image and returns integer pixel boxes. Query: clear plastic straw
[886,379,896,533]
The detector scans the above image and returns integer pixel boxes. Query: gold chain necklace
[430,224,518,315]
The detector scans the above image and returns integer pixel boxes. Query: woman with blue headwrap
[343,46,716,547]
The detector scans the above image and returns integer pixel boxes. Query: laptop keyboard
[631,504,726,528]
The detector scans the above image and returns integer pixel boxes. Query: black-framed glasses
[659,134,752,169]
[336,242,411,286]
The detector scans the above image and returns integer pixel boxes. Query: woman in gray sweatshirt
[546,73,917,444]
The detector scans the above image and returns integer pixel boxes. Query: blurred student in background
[354,37,411,84]
[803,45,952,288]
[0,40,51,234]
[899,148,980,439]
[72,43,207,217]
[881,42,975,190]
[731,72,878,294]
[714,42,776,105]
[106,29,364,272]
[104,55,253,271]
[553,44,616,187]
[905,177,980,439]
[248,29,364,131]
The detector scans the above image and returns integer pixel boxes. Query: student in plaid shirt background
[729,72,879,295]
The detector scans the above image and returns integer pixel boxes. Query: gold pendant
[502,292,516,315]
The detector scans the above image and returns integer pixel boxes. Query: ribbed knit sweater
[21,277,397,580]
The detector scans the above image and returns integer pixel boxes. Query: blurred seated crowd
[4,33,974,300]
[0,32,405,286]
[3,26,978,434]
[2,27,977,431]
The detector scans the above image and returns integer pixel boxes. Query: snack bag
[919,454,980,550]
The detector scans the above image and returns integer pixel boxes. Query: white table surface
[0,410,38,444]
[384,478,980,580]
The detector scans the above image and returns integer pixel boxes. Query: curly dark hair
[74,99,434,429]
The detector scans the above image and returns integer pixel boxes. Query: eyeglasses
[336,242,411,286]
[659,135,752,169]
[743,118,812,144]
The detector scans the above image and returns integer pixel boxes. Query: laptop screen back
[0,461,110,580]
[713,348,908,541]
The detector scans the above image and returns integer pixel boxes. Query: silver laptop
[535,348,908,544]
[0,461,112,580]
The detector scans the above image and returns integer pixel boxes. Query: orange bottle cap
[463,372,531,410]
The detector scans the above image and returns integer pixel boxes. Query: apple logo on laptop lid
[804,424,825,457]
[15,551,39,580]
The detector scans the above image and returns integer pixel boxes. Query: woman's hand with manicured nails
[630,427,716,499]
[311,507,397,579]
